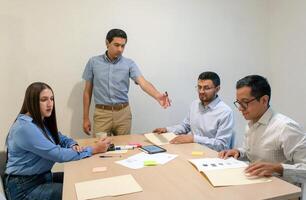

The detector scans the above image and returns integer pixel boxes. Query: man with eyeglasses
[219,75,306,184]
[153,71,234,152]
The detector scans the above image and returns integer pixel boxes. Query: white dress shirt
[238,107,306,183]
[166,96,234,151]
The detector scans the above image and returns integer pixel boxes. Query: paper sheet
[116,152,178,169]
[75,174,142,200]
[92,167,107,172]
[144,132,177,145]
[189,157,271,186]
[104,150,128,154]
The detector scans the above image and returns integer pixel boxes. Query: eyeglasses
[233,98,258,110]
[196,85,215,92]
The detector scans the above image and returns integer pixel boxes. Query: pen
[99,155,121,158]
[165,91,171,106]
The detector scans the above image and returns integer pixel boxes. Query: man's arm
[280,123,306,183]
[246,123,306,181]
[135,76,170,108]
[83,81,93,135]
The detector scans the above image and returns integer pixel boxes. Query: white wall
[0,0,270,150]
[268,0,306,129]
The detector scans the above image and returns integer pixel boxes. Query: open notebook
[144,132,176,145]
[189,157,271,187]
[75,174,142,200]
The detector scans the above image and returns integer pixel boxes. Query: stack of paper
[75,174,142,200]
[116,152,178,169]
[189,157,271,187]
[144,132,176,145]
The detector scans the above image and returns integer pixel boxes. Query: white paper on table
[116,152,178,169]
[189,157,271,186]
[75,174,142,200]
[144,132,177,145]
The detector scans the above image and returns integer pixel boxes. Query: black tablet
[140,145,166,154]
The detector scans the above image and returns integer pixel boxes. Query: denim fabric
[4,171,62,200]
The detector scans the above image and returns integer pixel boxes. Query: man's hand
[92,137,112,154]
[170,135,193,144]
[71,145,85,153]
[218,149,240,159]
[157,93,171,109]
[245,162,283,177]
[83,118,91,135]
[153,128,167,134]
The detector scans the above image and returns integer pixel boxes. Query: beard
[199,93,217,105]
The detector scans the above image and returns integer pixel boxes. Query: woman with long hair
[4,82,111,200]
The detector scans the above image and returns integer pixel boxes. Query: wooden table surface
[63,134,301,200]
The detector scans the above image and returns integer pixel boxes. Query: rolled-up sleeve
[82,58,94,81]
[129,60,142,81]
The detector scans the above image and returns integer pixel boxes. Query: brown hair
[19,82,60,144]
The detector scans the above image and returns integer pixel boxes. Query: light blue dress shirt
[5,114,93,175]
[166,96,234,151]
[82,53,142,105]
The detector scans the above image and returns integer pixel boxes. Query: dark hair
[19,82,60,144]
[236,75,271,104]
[198,71,220,87]
[106,29,127,43]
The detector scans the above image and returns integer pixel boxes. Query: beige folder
[189,158,271,187]
[75,174,142,200]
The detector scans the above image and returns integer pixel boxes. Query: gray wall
[1,0,304,150]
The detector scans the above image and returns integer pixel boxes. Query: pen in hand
[165,91,171,106]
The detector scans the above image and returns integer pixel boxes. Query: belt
[95,103,129,111]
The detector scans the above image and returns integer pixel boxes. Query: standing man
[153,72,234,152]
[219,75,306,183]
[83,29,170,137]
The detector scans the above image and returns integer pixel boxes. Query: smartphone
[139,145,166,154]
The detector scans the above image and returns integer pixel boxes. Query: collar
[248,107,273,127]
[103,51,122,64]
[257,107,274,125]
[18,114,33,122]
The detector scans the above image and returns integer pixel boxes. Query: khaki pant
[93,105,132,137]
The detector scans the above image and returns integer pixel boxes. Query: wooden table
[63,134,301,200]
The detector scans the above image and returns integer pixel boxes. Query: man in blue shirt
[153,72,234,151]
[83,29,170,137]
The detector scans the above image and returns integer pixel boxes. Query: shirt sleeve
[15,123,92,163]
[82,58,94,81]
[166,110,191,134]
[58,132,78,148]
[280,122,306,183]
[193,110,234,152]
[129,60,142,81]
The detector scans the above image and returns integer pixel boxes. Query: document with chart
[189,157,271,186]
[116,152,178,169]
